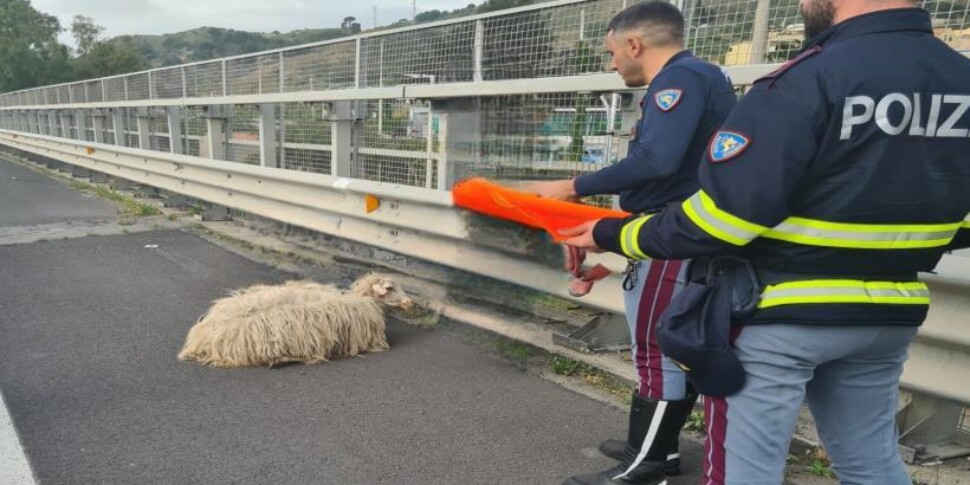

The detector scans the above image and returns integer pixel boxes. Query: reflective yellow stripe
[620,215,654,259]
[677,190,966,249]
[763,217,961,249]
[758,280,930,309]
[682,191,767,246]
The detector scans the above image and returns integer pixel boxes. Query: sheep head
[350,273,414,312]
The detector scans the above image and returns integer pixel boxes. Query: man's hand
[521,179,579,201]
[560,220,604,253]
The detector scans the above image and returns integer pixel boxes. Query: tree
[415,10,446,23]
[73,39,146,80]
[476,0,536,14]
[71,15,104,57]
[341,16,362,34]
[0,0,73,91]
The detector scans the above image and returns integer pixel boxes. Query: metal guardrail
[1,129,968,412]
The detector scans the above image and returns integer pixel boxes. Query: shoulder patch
[709,131,750,163]
[654,89,683,112]
[755,45,823,87]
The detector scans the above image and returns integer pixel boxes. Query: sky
[32,0,478,46]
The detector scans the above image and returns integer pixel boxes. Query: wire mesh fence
[352,99,440,187]
[361,22,476,87]
[283,41,357,92]
[122,108,140,148]
[182,107,208,157]
[226,105,264,165]
[281,102,333,174]
[2,0,968,107]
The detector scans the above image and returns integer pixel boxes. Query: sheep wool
[178,280,391,368]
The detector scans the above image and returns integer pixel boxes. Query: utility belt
[682,257,927,315]
[623,255,928,314]
[653,257,927,397]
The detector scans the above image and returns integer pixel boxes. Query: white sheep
[177,273,413,368]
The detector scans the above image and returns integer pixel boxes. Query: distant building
[723,20,969,65]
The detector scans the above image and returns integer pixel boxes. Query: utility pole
[413,0,417,20]
[373,5,378,28]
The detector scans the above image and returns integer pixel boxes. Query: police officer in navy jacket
[527,3,736,484]
[561,0,970,483]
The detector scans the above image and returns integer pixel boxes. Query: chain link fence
[0,0,966,190]
[2,0,965,108]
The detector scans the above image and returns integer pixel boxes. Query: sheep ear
[372,283,388,297]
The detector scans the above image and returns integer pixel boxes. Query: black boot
[598,394,699,477]
[564,395,666,485]
[599,440,683,475]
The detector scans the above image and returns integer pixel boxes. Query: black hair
[607,1,685,46]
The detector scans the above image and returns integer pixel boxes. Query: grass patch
[684,410,706,433]
[549,355,633,404]
[806,458,835,479]
[69,180,160,217]
[550,355,594,376]
[492,340,533,363]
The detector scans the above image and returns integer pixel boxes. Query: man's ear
[626,35,644,58]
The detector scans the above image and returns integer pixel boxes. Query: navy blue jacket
[574,51,737,213]
[594,9,970,325]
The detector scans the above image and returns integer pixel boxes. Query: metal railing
[0,0,965,109]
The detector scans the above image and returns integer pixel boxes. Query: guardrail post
[92,110,106,144]
[59,111,71,139]
[897,392,970,463]
[76,110,87,141]
[48,110,57,137]
[203,105,227,160]
[330,101,354,177]
[424,102,435,189]
[433,98,480,190]
[751,0,771,64]
[473,20,484,83]
[111,108,125,146]
[354,39,362,89]
[258,103,277,168]
[136,108,152,150]
[221,61,228,97]
[167,106,184,155]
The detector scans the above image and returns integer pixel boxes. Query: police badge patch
[654,89,683,112]
[709,131,750,163]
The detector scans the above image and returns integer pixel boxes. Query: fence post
[751,0,772,64]
[258,103,278,168]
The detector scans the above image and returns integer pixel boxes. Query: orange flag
[452,177,630,242]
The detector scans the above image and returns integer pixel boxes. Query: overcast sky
[32,0,478,46]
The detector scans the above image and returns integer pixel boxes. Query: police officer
[561,0,970,483]
[527,3,736,484]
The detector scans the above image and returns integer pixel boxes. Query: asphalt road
[0,156,708,484]
[0,158,116,228]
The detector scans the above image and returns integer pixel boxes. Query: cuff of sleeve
[593,218,626,255]
[572,174,596,197]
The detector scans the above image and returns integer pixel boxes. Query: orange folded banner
[451,177,630,242]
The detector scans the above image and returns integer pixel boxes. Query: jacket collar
[801,8,932,52]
